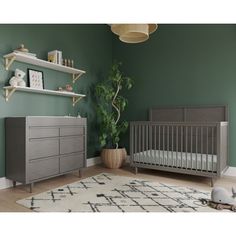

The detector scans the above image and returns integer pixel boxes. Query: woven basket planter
[101,148,127,169]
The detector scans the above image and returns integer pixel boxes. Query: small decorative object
[95,61,133,169]
[9,68,26,87]
[28,69,44,89]
[211,187,236,205]
[200,187,236,211]
[63,58,74,67]
[15,44,29,53]
[14,44,37,58]
[63,59,67,66]
[65,84,73,92]
[58,84,74,93]
[48,50,62,65]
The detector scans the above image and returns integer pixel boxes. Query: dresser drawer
[28,138,59,159]
[60,153,84,173]
[29,127,59,139]
[28,156,59,181]
[60,136,84,155]
[60,127,84,136]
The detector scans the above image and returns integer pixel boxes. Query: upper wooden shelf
[3,52,86,83]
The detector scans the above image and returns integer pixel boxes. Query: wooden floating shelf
[3,86,86,106]
[4,52,86,83]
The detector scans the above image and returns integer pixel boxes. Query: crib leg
[134,167,138,175]
[210,178,215,187]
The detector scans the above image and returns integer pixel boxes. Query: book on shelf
[48,50,62,65]
[57,51,62,65]
[48,50,57,63]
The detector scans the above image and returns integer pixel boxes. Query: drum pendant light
[111,24,158,43]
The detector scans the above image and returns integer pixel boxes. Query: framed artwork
[28,69,44,89]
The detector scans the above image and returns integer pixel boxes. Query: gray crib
[130,106,228,186]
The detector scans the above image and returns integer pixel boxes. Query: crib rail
[130,121,226,177]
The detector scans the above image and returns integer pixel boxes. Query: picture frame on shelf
[28,69,44,89]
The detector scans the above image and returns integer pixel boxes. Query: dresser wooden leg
[135,167,138,175]
[30,183,34,193]
[13,180,16,187]
[79,169,82,178]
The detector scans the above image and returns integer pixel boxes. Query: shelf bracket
[72,73,82,83]
[5,87,16,101]
[5,56,16,70]
[72,97,83,107]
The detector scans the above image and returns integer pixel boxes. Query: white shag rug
[17,173,222,212]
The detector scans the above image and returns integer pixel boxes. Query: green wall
[0,24,112,177]
[112,24,236,167]
[1,24,236,178]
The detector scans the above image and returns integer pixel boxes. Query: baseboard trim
[0,159,235,190]
[223,166,236,177]
[0,177,14,190]
[86,156,102,167]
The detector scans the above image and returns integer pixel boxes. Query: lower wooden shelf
[3,86,86,106]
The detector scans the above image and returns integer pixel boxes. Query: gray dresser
[5,116,87,192]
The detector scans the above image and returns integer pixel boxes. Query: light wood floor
[0,164,236,212]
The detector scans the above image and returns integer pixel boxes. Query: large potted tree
[95,62,133,168]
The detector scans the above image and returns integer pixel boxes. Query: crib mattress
[133,150,217,172]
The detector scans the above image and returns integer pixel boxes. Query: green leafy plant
[95,61,133,149]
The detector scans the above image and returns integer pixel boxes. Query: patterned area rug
[17,173,220,212]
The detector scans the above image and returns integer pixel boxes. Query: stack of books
[48,50,62,65]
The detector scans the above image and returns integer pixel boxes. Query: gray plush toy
[211,187,236,205]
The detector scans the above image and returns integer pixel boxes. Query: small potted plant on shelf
[95,61,133,168]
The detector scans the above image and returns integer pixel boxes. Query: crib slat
[158,125,161,165]
[146,124,148,149]
[131,124,134,165]
[149,125,152,165]
[146,125,148,163]
[154,125,157,165]
[163,126,165,165]
[136,125,138,157]
[185,126,188,169]
[181,126,183,168]
[143,125,148,163]
[138,125,140,163]
[201,126,203,171]
[142,125,145,163]
[134,125,137,164]
[190,126,193,170]
[176,126,178,167]
[212,126,214,173]
[196,127,198,171]
[139,125,141,164]
[130,124,133,165]
[206,127,209,172]
[171,125,174,167]
[167,125,169,166]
